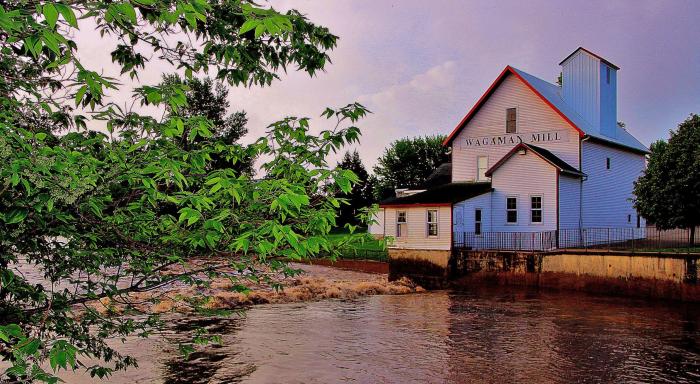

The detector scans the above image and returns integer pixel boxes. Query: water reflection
[444,288,700,383]
[59,288,700,383]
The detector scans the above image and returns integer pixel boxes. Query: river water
[57,286,700,383]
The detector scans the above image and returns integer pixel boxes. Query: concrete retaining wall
[388,249,451,288]
[389,248,700,301]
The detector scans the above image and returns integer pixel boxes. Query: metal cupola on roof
[560,47,619,138]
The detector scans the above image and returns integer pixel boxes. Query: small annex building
[372,47,649,252]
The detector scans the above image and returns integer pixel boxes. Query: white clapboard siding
[385,206,452,250]
[581,140,645,228]
[368,208,385,236]
[490,150,558,232]
[452,74,580,182]
[559,175,581,230]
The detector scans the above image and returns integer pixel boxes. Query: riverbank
[87,261,422,316]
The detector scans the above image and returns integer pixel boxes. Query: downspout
[383,208,386,237]
[579,136,590,243]
[556,169,560,248]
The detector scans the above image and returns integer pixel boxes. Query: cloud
[70,0,700,174]
[353,60,460,168]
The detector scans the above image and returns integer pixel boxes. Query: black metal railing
[453,230,558,251]
[453,226,700,253]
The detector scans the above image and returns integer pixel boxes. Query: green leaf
[55,3,78,28]
[4,209,28,225]
[35,132,47,141]
[0,324,24,341]
[18,338,41,355]
[118,3,137,24]
[75,85,87,106]
[42,31,60,55]
[43,4,58,28]
[254,23,265,39]
[178,207,202,226]
[239,19,259,35]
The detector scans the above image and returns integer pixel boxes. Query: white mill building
[373,47,649,251]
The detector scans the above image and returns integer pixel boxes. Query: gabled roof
[421,162,451,189]
[442,66,649,154]
[559,47,620,70]
[485,143,585,178]
[379,182,492,207]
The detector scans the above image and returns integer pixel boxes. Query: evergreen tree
[336,150,373,226]
[160,74,254,175]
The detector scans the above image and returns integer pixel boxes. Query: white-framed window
[426,209,438,237]
[530,196,542,224]
[506,196,518,224]
[477,156,489,181]
[474,208,482,235]
[506,108,517,133]
[396,211,407,237]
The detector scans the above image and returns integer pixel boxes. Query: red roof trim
[443,66,585,147]
[559,47,620,70]
[484,143,567,177]
[508,68,586,138]
[442,66,511,146]
[379,203,452,208]
[484,143,529,177]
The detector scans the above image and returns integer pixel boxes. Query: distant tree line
[333,135,450,227]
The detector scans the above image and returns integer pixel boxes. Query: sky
[76,0,700,170]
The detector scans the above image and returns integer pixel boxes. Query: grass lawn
[633,247,700,254]
[324,229,388,261]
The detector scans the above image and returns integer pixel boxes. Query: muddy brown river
[55,286,700,383]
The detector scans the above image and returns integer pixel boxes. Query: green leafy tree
[373,135,450,199]
[634,114,700,244]
[0,1,370,382]
[335,150,373,226]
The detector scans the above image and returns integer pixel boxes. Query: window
[637,215,641,228]
[606,66,611,84]
[627,214,632,223]
[477,156,489,181]
[531,196,542,224]
[396,211,407,237]
[474,209,482,235]
[506,108,517,133]
[506,197,517,224]
[426,209,438,237]
[606,157,611,170]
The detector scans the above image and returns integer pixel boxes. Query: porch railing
[453,226,699,253]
